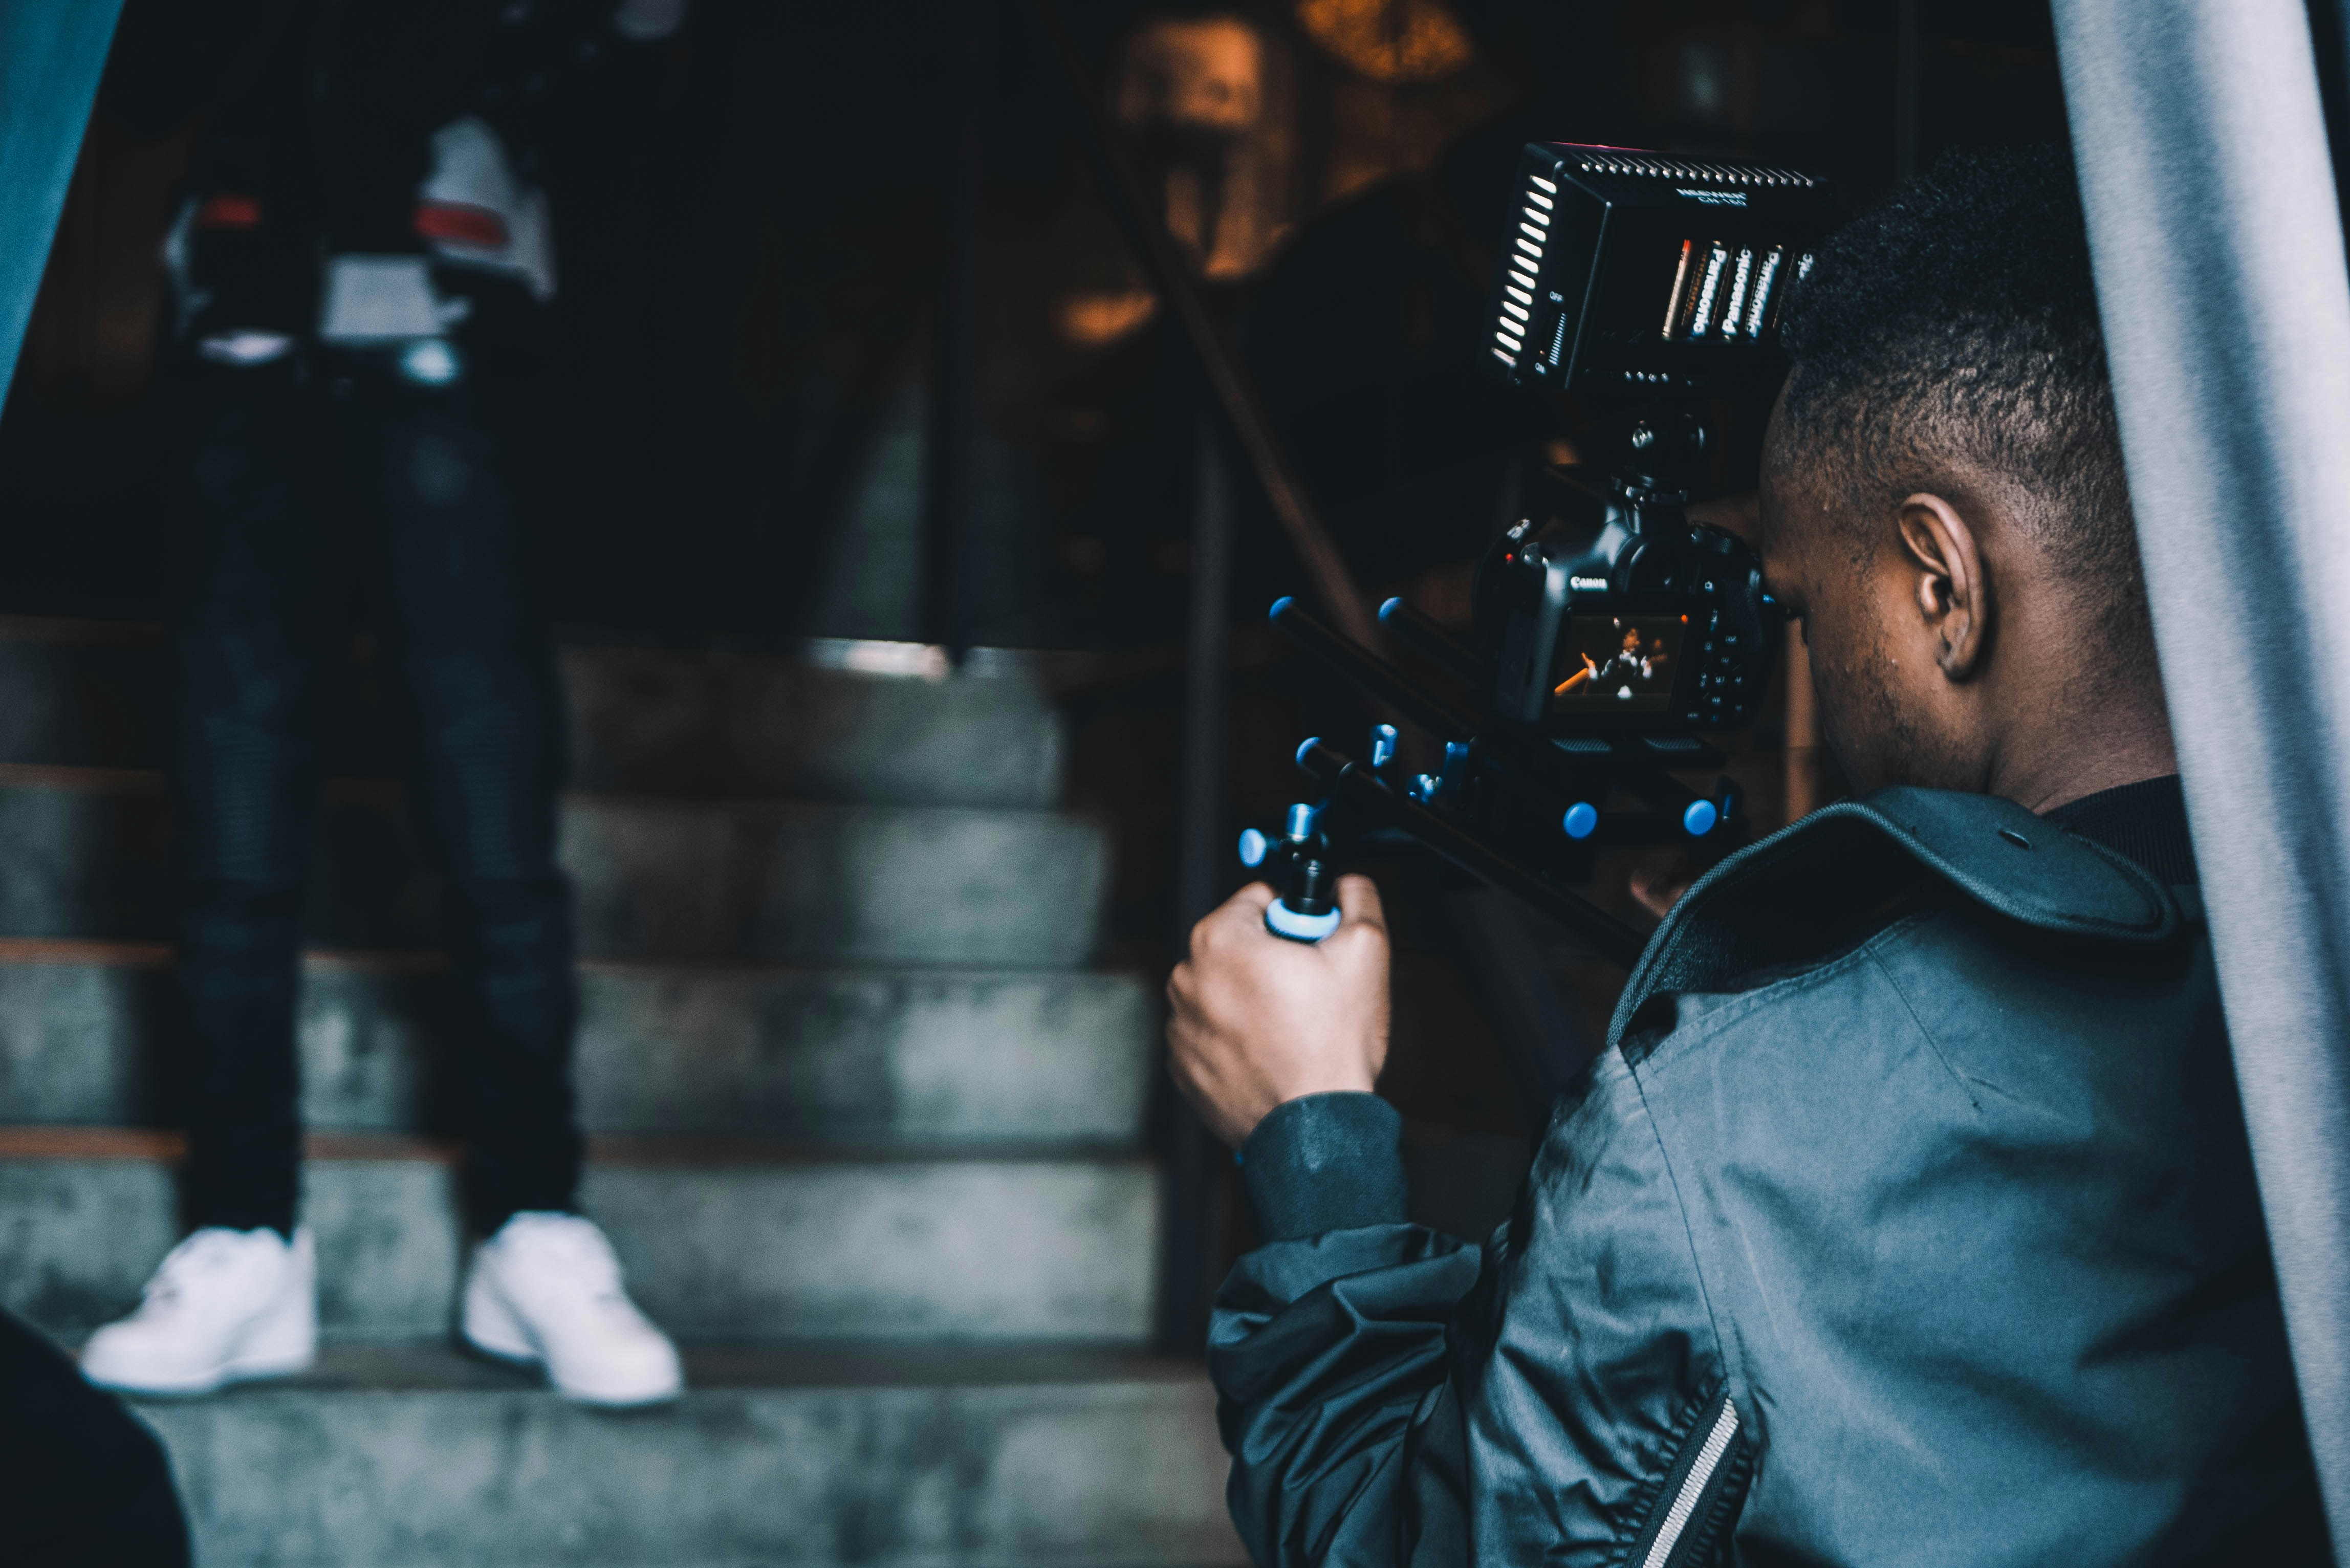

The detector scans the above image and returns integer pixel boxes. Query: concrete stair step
[126,1342,1239,1567]
[0,620,1067,807]
[0,1130,1157,1344]
[561,642,1066,807]
[0,941,1154,1142]
[559,790,1108,967]
[0,771,1109,966]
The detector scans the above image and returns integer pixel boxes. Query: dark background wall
[0,0,2086,1299]
[0,0,2066,648]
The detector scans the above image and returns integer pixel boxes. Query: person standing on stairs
[78,0,692,1408]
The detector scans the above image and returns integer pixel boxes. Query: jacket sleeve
[1207,1059,1748,1567]
[1206,1093,1490,1567]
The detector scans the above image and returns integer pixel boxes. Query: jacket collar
[1607,786,2182,1050]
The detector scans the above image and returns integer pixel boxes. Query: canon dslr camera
[1249,144,1832,964]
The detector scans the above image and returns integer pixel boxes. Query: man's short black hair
[1774,142,2150,652]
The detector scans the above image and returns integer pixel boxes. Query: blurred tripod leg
[1164,404,1236,1353]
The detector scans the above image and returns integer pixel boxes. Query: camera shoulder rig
[1244,144,1833,971]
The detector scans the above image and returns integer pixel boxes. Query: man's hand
[1166,875,1390,1147]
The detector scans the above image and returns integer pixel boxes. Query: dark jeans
[172,358,582,1236]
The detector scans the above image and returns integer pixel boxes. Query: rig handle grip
[1242,798,1343,942]
[1264,852,1339,942]
[1265,897,1341,942]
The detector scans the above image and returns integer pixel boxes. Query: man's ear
[1895,493,1990,679]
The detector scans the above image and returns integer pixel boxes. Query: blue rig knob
[1369,724,1398,770]
[1285,802,1319,840]
[1237,827,1269,868]
[1682,798,1721,837]
[1562,801,1599,840]
[1265,900,1342,941]
[1411,741,1471,803]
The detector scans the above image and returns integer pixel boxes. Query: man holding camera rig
[1168,145,2327,1563]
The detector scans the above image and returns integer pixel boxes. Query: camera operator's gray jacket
[1210,785,2325,1566]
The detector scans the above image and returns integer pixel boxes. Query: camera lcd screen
[1550,614,1688,714]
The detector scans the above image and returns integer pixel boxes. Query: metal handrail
[1019,0,1377,646]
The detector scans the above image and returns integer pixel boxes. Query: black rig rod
[1378,596,1491,687]
[1271,598,1476,744]
[1606,741,1709,819]
[1295,739,1649,970]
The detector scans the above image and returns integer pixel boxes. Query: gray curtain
[0,0,126,402]
[2054,0,2350,1552]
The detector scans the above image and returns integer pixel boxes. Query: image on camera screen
[1551,613,1688,714]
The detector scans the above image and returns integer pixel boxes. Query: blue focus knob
[1562,802,1599,840]
[1369,724,1398,769]
[1431,741,1470,797]
[1237,827,1269,868]
[1683,798,1720,837]
[1285,802,1318,840]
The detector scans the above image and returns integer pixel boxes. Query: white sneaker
[80,1226,317,1396]
[461,1212,682,1407]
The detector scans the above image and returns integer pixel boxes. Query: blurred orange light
[1058,291,1160,347]
[1295,0,1474,84]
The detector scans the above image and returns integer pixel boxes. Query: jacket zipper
[1639,1396,1742,1568]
